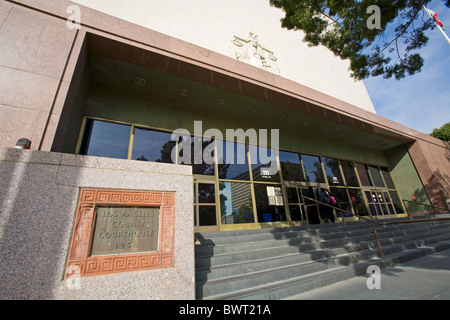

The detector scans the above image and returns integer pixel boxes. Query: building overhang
[85,32,416,152]
[13,0,441,152]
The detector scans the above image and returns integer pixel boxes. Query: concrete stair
[195,219,450,300]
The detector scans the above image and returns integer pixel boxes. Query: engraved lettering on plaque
[91,207,160,256]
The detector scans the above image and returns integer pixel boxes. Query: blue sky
[363,0,450,135]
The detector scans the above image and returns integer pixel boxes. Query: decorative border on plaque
[65,189,175,278]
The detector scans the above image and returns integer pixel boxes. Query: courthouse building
[0,0,449,299]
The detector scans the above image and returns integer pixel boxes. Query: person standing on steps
[319,188,335,223]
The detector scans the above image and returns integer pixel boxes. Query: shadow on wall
[409,168,450,215]
[0,147,84,299]
[410,142,450,215]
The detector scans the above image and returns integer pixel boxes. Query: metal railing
[403,199,450,215]
[302,196,450,258]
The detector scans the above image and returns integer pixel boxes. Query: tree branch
[379,6,423,54]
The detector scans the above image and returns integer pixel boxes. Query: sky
[363,0,450,135]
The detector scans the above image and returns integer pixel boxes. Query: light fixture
[179,89,190,96]
[135,77,146,87]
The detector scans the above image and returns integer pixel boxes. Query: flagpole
[423,5,450,44]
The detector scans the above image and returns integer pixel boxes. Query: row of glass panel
[193,182,405,227]
[80,119,398,189]
[80,118,405,226]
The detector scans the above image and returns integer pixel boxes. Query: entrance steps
[194,219,450,300]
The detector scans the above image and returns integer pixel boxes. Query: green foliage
[269,0,450,80]
[430,122,450,141]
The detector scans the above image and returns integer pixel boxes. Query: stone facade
[0,147,194,299]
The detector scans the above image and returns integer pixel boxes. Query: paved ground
[286,248,450,300]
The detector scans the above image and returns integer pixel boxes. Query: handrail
[403,199,450,215]
[302,196,450,258]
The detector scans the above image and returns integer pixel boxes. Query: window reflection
[302,154,325,183]
[198,183,215,203]
[219,181,254,224]
[389,191,405,214]
[217,140,250,180]
[355,163,371,186]
[341,160,359,187]
[381,167,396,189]
[329,187,352,217]
[132,127,175,163]
[79,118,407,223]
[249,145,279,182]
[322,157,344,186]
[367,165,385,187]
[349,189,368,216]
[279,150,305,182]
[192,137,215,176]
[80,119,131,159]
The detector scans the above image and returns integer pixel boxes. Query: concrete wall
[0,147,194,299]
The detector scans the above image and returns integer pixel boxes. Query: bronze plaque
[91,207,160,256]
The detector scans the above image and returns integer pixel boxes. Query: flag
[423,5,450,44]
[424,6,444,28]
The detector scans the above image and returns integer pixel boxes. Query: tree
[430,122,450,141]
[269,0,450,80]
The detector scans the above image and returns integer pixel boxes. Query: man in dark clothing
[319,188,335,223]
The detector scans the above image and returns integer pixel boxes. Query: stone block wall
[0,147,194,299]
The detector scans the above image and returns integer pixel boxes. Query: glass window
[132,127,175,163]
[365,191,382,216]
[322,157,344,186]
[389,191,405,214]
[381,167,396,189]
[198,183,215,203]
[383,191,395,214]
[286,187,300,204]
[191,137,215,176]
[194,182,217,227]
[217,140,250,180]
[249,145,280,182]
[254,184,286,222]
[355,163,371,186]
[367,165,385,187]
[286,187,305,221]
[329,187,352,217]
[198,206,217,226]
[302,154,325,183]
[279,150,305,182]
[289,205,305,221]
[219,181,254,224]
[341,160,359,187]
[80,119,131,159]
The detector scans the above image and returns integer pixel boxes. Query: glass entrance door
[194,180,219,232]
[300,187,321,224]
[365,190,397,218]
